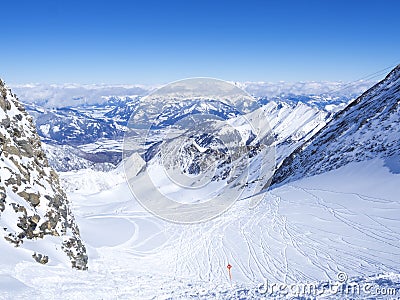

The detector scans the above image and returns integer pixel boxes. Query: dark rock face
[0,79,88,270]
[271,65,400,187]
[32,252,49,264]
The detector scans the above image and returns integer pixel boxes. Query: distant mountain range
[22,93,351,172]
[9,78,380,176]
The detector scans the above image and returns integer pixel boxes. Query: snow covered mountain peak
[271,64,400,186]
[0,79,88,269]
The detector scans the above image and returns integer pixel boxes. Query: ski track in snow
[1,159,400,298]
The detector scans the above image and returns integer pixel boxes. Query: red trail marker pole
[227,263,232,283]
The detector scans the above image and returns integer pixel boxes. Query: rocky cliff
[0,79,87,269]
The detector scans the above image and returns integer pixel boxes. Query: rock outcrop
[0,79,87,269]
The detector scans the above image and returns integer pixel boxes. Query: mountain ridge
[271,64,400,187]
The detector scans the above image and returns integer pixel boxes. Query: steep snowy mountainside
[58,152,146,196]
[42,143,114,172]
[253,100,330,166]
[258,94,350,113]
[142,99,331,182]
[272,64,400,186]
[0,80,87,269]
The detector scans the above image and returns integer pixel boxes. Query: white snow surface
[1,158,399,298]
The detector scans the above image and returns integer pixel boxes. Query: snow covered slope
[272,64,400,186]
[254,100,330,167]
[1,158,398,298]
[42,143,114,172]
[0,80,87,270]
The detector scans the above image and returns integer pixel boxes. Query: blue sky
[2,0,400,84]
